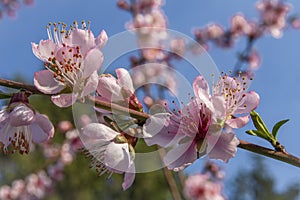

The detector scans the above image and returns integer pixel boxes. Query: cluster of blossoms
[118,0,186,103]
[0,171,52,200]
[0,18,259,192]
[0,0,33,19]
[120,0,167,60]
[194,0,297,74]
[0,120,82,200]
[183,162,226,200]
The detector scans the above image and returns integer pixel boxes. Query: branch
[1,77,300,168]
[238,139,300,168]
[0,78,43,95]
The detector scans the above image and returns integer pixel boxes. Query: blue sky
[0,0,300,197]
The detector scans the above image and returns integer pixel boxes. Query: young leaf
[246,129,270,140]
[250,111,270,134]
[271,119,289,139]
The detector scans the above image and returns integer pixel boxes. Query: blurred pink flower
[0,102,54,154]
[290,17,300,29]
[0,185,11,200]
[230,14,251,36]
[247,49,261,70]
[47,161,65,181]
[32,21,107,107]
[183,174,225,200]
[256,0,290,38]
[127,8,167,61]
[26,171,52,199]
[170,38,186,57]
[10,180,25,199]
[82,123,136,190]
[204,24,225,40]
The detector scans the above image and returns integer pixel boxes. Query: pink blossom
[0,185,11,200]
[290,17,300,29]
[144,98,239,170]
[10,180,25,199]
[47,161,65,181]
[82,123,136,190]
[0,102,54,154]
[210,74,260,128]
[32,21,107,107]
[97,68,134,102]
[57,120,73,132]
[132,63,177,95]
[26,171,52,199]
[230,14,251,36]
[204,24,225,40]
[183,174,225,200]
[96,68,142,112]
[144,74,258,169]
[247,49,261,70]
[256,0,290,38]
[170,38,186,58]
[127,8,167,61]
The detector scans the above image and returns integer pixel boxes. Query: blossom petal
[82,123,118,141]
[31,40,56,62]
[193,75,210,99]
[0,124,14,147]
[9,104,35,126]
[116,68,134,93]
[104,142,130,172]
[122,162,135,191]
[226,115,249,128]
[97,74,122,102]
[51,93,77,107]
[211,95,226,120]
[164,141,197,170]
[31,113,54,143]
[81,71,98,97]
[62,29,96,56]
[34,70,65,94]
[234,91,260,114]
[207,132,239,163]
[143,113,181,147]
[96,30,108,49]
[0,108,9,128]
[82,49,103,78]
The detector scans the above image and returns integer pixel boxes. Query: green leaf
[271,119,289,139]
[246,130,260,136]
[246,129,270,140]
[250,111,270,134]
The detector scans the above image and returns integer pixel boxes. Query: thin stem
[0,78,44,95]
[1,77,300,168]
[87,96,149,124]
[238,139,300,168]
[158,148,182,200]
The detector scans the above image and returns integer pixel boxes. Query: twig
[0,78,43,95]
[158,148,182,200]
[238,139,300,168]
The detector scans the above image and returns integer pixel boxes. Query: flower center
[7,126,32,154]
[44,21,91,86]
